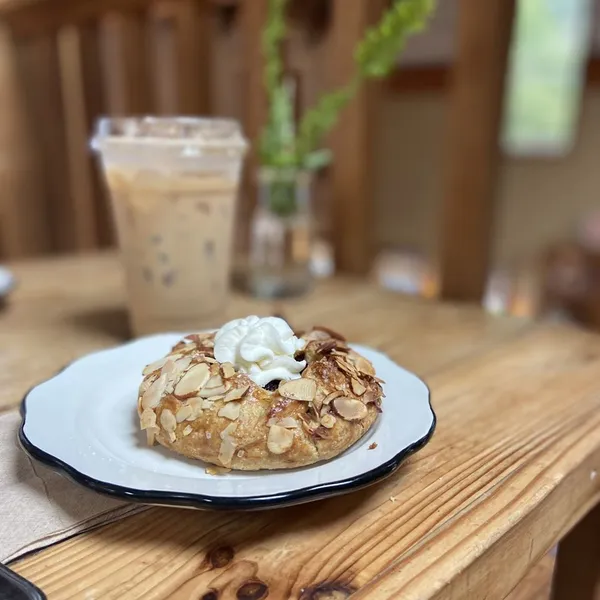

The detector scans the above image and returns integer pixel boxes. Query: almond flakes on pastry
[137,318,384,471]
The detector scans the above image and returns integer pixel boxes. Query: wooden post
[237,0,268,256]
[328,0,383,275]
[551,502,600,600]
[438,0,516,302]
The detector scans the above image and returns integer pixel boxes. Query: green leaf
[303,148,333,171]
[259,0,436,169]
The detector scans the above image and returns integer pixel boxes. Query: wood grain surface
[3,254,600,600]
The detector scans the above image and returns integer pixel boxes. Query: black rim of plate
[18,350,437,511]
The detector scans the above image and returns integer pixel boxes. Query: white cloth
[0,411,145,563]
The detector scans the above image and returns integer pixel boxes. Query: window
[502,0,593,156]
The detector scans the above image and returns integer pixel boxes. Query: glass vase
[245,168,313,298]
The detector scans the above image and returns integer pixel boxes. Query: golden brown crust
[137,328,384,471]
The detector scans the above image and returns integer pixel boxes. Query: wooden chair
[0,0,254,258]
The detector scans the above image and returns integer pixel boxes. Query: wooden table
[3,254,600,600]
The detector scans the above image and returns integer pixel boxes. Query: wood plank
[551,502,600,600]
[172,0,211,115]
[99,11,152,115]
[10,310,600,598]
[78,21,114,247]
[237,0,268,255]
[16,33,71,251]
[328,0,384,275]
[147,4,178,114]
[57,24,99,250]
[0,24,47,257]
[437,0,516,302]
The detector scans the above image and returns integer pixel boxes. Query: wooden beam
[328,0,384,275]
[551,502,600,600]
[438,0,515,302]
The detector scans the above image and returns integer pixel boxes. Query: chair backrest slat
[57,23,99,249]
[0,0,219,257]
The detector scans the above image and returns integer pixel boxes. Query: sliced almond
[173,355,192,373]
[142,357,166,376]
[182,425,193,437]
[278,378,316,402]
[353,356,376,377]
[175,363,210,397]
[146,427,158,445]
[200,384,227,398]
[315,340,337,355]
[351,378,367,396]
[204,374,223,389]
[140,409,157,430]
[320,404,331,417]
[161,359,182,393]
[219,437,236,467]
[220,421,238,439]
[335,358,357,377]
[224,384,249,403]
[333,397,368,421]
[221,362,236,379]
[362,391,376,405]
[321,413,336,429]
[267,425,294,454]
[176,404,193,423]
[278,416,299,429]
[218,401,241,421]
[141,374,168,410]
[201,398,215,410]
[323,390,344,405]
[160,408,177,432]
[143,354,180,376]
[139,375,155,396]
[186,398,204,420]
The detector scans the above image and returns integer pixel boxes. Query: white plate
[20,335,435,510]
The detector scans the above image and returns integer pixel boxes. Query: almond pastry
[137,324,384,470]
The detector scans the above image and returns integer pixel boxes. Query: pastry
[137,316,384,470]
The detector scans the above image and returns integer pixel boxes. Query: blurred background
[0,0,600,327]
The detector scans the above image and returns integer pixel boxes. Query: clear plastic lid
[91,117,248,158]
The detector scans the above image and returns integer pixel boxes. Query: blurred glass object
[502,0,592,156]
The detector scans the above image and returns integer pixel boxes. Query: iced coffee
[92,118,247,336]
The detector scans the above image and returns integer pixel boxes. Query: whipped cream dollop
[214,316,306,387]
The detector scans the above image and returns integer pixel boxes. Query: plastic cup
[91,117,248,335]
